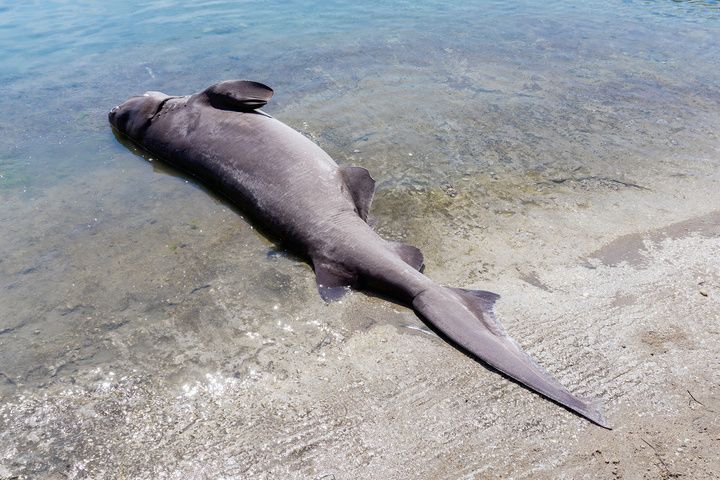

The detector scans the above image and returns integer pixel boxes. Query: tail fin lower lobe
[412,286,609,428]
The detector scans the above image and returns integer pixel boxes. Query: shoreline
[1,162,719,478]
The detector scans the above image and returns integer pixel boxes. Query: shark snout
[108,105,120,128]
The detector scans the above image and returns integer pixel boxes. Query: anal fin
[312,258,355,302]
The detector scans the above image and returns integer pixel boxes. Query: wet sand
[1,146,719,478]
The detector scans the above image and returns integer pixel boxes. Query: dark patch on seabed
[589,210,720,267]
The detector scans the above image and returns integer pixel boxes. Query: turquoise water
[1,1,719,193]
[1,1,720,476]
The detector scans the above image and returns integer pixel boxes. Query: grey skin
[109,80,609,428]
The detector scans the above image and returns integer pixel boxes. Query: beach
[1,1,719,478]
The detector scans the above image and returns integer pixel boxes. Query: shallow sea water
[1,1,720,478]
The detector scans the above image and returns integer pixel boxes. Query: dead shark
[108,80,609,428]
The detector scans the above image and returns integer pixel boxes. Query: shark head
[108,91,170,140]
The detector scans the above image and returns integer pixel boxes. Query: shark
[109,80,608,427]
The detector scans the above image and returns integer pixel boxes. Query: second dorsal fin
[340,166,375,222]
[203,80,274,111]
[389,241,425,271]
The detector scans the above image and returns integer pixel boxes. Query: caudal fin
[412,286,610,428]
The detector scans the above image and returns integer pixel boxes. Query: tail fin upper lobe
[412,285,609,428]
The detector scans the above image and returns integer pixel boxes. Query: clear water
[0,0,719,475]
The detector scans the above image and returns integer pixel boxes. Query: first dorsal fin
[203,80,273,111]
[340,166,375,222]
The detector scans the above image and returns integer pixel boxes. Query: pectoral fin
[203,80,274,111]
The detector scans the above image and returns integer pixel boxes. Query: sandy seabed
[1,149,719,478]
